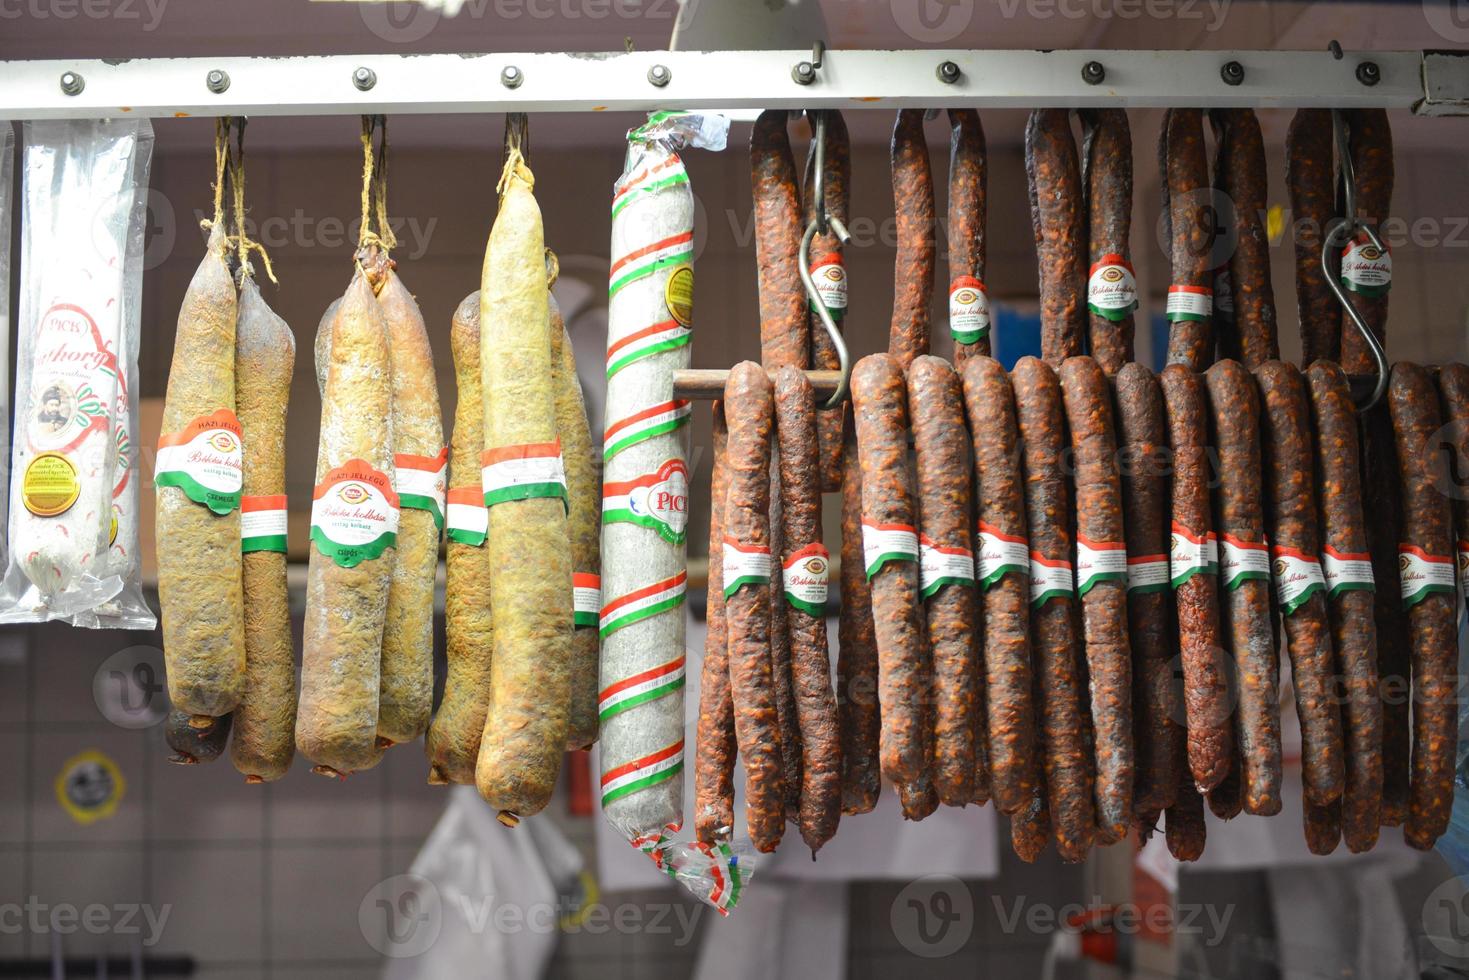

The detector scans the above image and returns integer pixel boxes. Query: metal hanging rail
[2,48,1468,120]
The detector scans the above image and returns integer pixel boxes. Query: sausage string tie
[229,118,277,285]
[356,114,398,256]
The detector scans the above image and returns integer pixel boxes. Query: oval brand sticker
[664,264,694,327]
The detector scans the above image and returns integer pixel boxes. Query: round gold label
[664,265,694,327]
[23,452,81,517]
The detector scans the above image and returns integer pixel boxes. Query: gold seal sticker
[22,452,80,517]
[665,264,694,327]
[55,749,125,826]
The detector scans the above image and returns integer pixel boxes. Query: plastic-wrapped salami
[598,112,747,913]
[0,119,154,624]
[0,123,13,572]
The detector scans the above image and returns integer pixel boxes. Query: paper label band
[1075,534,1127,596]
[603,399,692,462]
[1127,555,1170,594]
[862,520,919,580]
[1322,545,1375,597]
[810,254,847,320]
[1399,544,1455,609]
[722,537,773,597]
[445,486,489,546]
[598,655,686,723]
[1170,522,1218,589]
[599,571,687,639]
[606,318,692,380]
[1341,237,1392,297]
[574,572,602,629]
[394,447,448,528]
[1219,533,1270,591]
[919,534,976,598]
[155,408,243,515]
[1272,544,1326,614]
[1030,553,1074,608]
[1166,285,1212,322]
[976,521,1028,590]
[949,276,990,344]
[310,459,400,567]
[1087,256,1138,321]
[241,494,288,554]
[782,542,830,616]
[602,458,690,545]
[481,440,568,509]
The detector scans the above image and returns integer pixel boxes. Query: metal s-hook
[798,108,852,409]
[1321,108,1389,411]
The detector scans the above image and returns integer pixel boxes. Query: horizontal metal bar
[0,48,1447,120]
[673,368,842,400]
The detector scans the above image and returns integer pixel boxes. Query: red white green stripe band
[1165,284,1212,322]
[1340,236,1391,297]
[1030,552,1074,608]
[574,572,601,628]
[949,275,989,344]
[918,533,975,598]
[481,440,568,508]
[599,655,686,723]
[1399,543,1455,609]
[241,494,288,554]
[394,447,448,528]
[1170,521,1218,589]
[611,155,690,221]
[976,521,1028,590]
[601,739,683,808]
[599,571,687,639]
[1322,544,1374,597]
[309,459,400,568]
[782,542,830,615]
[606,318,692,379]
[1272,543,1326,614]
[445,487,488,546]
[602,458,690,545]
[155,408,244,515]
[603,399,691,462]
[1219,532,1270,591]
[1075,534,1127,596]
[862,519,919,580]
[809,253,847,320]
[723,536,773,597]
[1127,554,1170,594]
[1087,254,1138,321]
[609,231,695,299]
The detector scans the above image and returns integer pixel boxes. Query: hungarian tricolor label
[241,494,288,554]
[1166,285,1212,322]
[394,448,448,528]
[608,230,695,300]
[1170,522,1217,589]
[810,254,848,320]
[1322,544,1374,597]
[599,571,687,639]
[977,522,1028,590]
[723,537,773,597]
[574,572,601,628]
[481,441,567,509]
[600,739,683,808]
[1030,553,1074,608]
[445,487,488,546]
[782,543,829,616]
[1399,544,1455,609]
[611,154,690,221]
[602,458,690,544]
[1341,237,1391,297]
[1272,544,1326,615]
[1087,256,1137,320]
[919,534,976,599]
[1075,534,1127,596]
[155,408,243,515]
[606,317,692,379]
[1219,533,1270,591]
[1127,554,1170,594]
[598,655,685,723]
[949,276,990,343]
[310,459,399,567]
[862,519,919,580]
[603,399,691,462]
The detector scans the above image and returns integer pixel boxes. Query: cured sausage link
[960,356,1036,816]
[1210,110,1279,369]
[694,402,735,843]
[1025,110,1086,366]
[1012,355,1095,862]
[1059,355,1134,843]
[1080,109,1135,375]
[1113,363,1178,814]
[1339,110,1393,376]
[947,109,990,365]
[1285,109,1339,366]
[889,110,936,369]
[803,110,851,492]
[1160,109,1215,371]
[1387,363,1457,850]
[837,403,881,814]
[1305,361,1382,852]
[851,354,932,800]
[751,110,809,371]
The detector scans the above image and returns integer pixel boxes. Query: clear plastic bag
[0,122,14,572]
[0,119,155,626]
